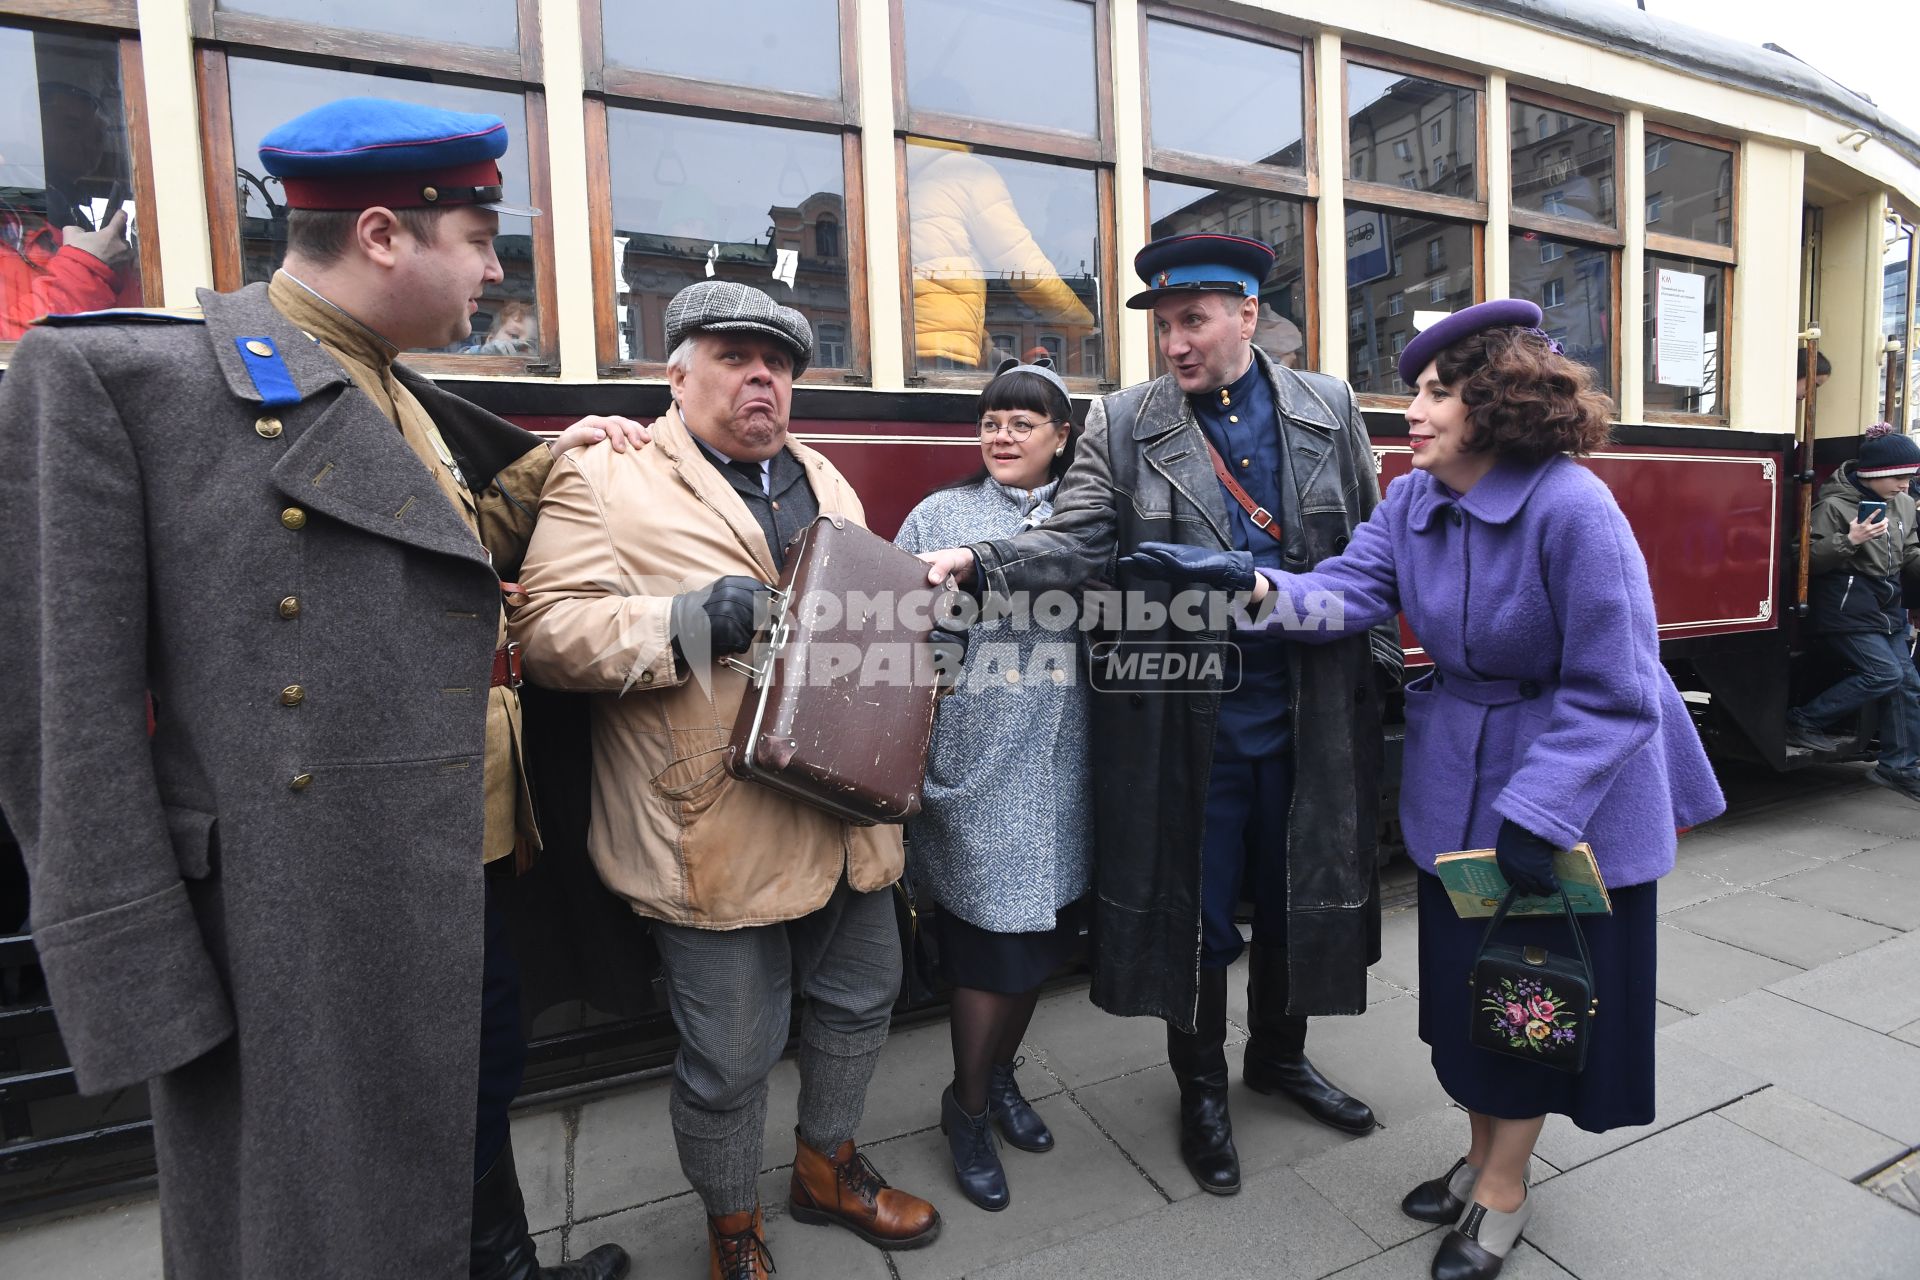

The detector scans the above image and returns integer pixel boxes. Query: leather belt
[1428,668,1547,706]
[1199,438,1283,544]
[491,642,523,689]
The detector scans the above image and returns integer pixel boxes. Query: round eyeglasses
[978,418,1057,441]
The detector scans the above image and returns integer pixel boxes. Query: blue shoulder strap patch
[233,336,302,407]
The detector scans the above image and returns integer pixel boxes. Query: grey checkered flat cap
[664,280,813,376]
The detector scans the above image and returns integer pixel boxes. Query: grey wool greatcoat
[968,349,1401,1030]
[0,284,548,1277]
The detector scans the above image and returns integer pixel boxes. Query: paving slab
[1021,985,1211,1089]
[1369,905,1422,995]
[1652,1001,1690,1028]
[1663,890,1896,969]
[1073,1061,1352,1201]
[1766,931,1920,1032]
[1696,813,1894,860]
[1720,1086,1910,1181]
[1296,995,1455,1130]
[1322,1236,1573,1279]
[1840,838,1920,882]
[0,1197,161,1280]
[1780,789,1920,837]
[876,1097,1168,1280]
[857,1016,995,1145]
[1651,922,1803,1014]
[1651,867,1737,914]
[1669,834,1825,888]
[511,1105,570,1235]
[1528,1114,1920,1279]
[1766,858,1920,931]
[1533,1034,1766,1170]
[974,1163,1378,1280]
[1666,990,1920,1144]
[1894,1018,1920,1048]
[533,1229,560,1267]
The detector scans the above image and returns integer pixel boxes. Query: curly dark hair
[1432,327,1614,462]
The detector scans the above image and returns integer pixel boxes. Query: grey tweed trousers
[652,878,902,1215]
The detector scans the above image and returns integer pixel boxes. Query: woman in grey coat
[894,360,1091,1213]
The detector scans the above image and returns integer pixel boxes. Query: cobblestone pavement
[6,763,1920,1278]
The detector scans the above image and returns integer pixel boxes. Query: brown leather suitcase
[726,514,946,825]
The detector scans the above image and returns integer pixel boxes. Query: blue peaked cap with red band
[258,97,539,215]
[1127,233,1276,309]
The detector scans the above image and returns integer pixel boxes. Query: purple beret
[1397,298,1545,388]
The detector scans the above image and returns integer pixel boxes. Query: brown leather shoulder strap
[1198,436,1284,544]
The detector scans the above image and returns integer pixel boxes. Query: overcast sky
[1634,1,1920,134]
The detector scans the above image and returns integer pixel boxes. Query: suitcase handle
[721,585,794,685]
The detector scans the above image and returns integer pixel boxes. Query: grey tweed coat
[0,284,548,1277]
[895,478,1091,932]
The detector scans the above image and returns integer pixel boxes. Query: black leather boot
[472,1140,631,1280]
[987,1058,1054,1153]
[940,1084,1010,1211]
[1243,944,1377,1136]
[1167,966,1239,1195]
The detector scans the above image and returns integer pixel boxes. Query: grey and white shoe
[1431,1188,1533,1280]
[1401,1157,1479,1225]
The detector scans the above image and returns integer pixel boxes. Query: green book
[1433,842,1613,917]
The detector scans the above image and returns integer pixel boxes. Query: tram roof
[1449,0,1920,168]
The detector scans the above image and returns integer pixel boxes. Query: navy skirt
[1416,870,1657,1133]
[932,899,1087,995]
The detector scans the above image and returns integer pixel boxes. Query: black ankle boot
[987,1058,1054,1153]
[472,1140,631,1279]
[940,1085,1009,1211]
[1167,967,1239,1195]
[1243,945,1376,1136]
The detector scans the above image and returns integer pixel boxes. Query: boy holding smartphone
[1787,426,1920,798]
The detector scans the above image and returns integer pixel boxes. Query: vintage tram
[2,0,1918,1214]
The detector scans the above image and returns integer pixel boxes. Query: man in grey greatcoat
[0,99,645,1278]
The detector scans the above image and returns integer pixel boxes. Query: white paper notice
[704,243,719,278]
[772,248,799,289]
[1654,268,1706,389]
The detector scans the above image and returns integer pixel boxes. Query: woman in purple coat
[1121,300,1724,1280]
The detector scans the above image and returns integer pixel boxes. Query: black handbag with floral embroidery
[1469,886,1597,1073]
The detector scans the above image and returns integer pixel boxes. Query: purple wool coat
[1253,454,1724,887]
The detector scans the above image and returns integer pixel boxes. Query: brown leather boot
[707,1205,773,1280]
[787,1131,941,1250]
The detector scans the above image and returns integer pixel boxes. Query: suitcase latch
[722,587,793,685]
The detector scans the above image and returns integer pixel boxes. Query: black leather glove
[1116,541,1257,592]
[1495,818,1562,899]
[670,576,771,661]
[927,627,968,687]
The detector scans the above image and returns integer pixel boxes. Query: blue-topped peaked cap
[1126,233,1276,309]
[258,97,540,217]
[1397,298,1545,387]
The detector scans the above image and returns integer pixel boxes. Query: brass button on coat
[281,507,307,530]
[289,772,313,791]
[281,684,306,706]
[278,596,301,619]
[255,416,283,439]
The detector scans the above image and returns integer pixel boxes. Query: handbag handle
[1473,883,1595,983]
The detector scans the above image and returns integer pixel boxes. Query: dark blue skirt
[1416,870,1657,1133]
[932,899,1087,995]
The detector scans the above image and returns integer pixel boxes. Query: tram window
[607,108,852,369]
[1510,231,1613,396]
[1148,178,1309,370]
[904,141,1102,380]
[1347,209,1475,395]
[1347,63,1478,202]
[0,25,144,343]
[1643,252,1727,418]
[224,59,539,358]
[1511,103,1615,226]
[602,0,842,100]
[1144,19,1304,171]
[903,0,1096,138]
[216,0,517,49]
[1646,134,1732,247]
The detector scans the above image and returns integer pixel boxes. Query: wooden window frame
[1139,4,1314,198]
[580,0,869,383]
[892,0,1120,392]
[1641,125,1739,423]
[192,5,563,377]
[0,7,163,366]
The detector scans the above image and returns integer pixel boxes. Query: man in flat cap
[0,98,647,1278]
[919,233,1398,1194]
[510,280,943,1279]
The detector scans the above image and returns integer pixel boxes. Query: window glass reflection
[603,1,841,99]
[1147,22,1303,170]
[226,59,538,357]
[904,0,1096,137]
[219,0,518,50]
[1346,208,1476,394]
[1644,135,1732,246]
[904,140,1101,378]
[1644,252,1725,414]
[1510,104,1614,226]
[608,109,850,367]
[1347,63,1477,201]
[0,26,142,341]
[1148,179,1308,370]
[1510,231,1612,395]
